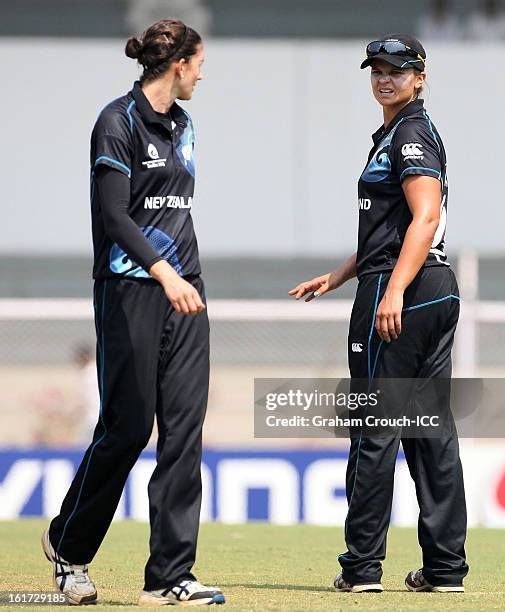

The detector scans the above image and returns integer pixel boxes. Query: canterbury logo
[351,343,363,352]
[401,143,423,158]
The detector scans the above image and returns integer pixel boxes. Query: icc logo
[148,143,159,160]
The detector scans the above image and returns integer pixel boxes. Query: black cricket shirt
[356,99,450,278]
[90,81,201,279]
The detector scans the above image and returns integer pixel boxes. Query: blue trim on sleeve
[94,155,131,178]
[126,100,136,134]
[400,166,441,182]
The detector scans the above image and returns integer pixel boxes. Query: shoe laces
[178,580,214,593]
[190,581,205,590]
[167,580,220,602]
[69,564,91,584]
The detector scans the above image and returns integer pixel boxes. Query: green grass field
[1,520,504,611]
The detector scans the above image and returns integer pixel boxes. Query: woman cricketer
[290,35,468,593]
[41,20,225,606]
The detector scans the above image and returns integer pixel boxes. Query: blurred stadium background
[1,0,505,531]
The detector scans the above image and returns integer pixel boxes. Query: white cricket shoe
[41,529,97,605]
[139,579,225,606]
[405,569,464,593]
[334,572,383,593]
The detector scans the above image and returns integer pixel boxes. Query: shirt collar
[371,99,424,145]
[131,81,186,133]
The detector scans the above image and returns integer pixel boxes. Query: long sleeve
[95,165,163,272]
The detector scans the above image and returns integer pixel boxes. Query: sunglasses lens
[366,41,383,55]
[366,40,422,61]
[383,41,409,55]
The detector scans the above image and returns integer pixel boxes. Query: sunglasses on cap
[366,40,426,66]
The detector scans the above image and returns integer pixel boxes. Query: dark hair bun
[125,20,202,84]
[125,36,142,60]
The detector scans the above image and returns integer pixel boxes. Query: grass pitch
[1,520,504,611]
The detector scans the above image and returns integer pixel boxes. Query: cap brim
[360,54,424,70]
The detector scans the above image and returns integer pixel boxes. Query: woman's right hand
[162,275,205,315]
[288,271,339,302]
[149,260,205,315]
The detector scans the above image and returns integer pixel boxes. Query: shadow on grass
[92,602,129,607]
[223,583,415,594]
[222,583,333,593]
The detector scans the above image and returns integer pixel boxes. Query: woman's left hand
[375,287,404,342]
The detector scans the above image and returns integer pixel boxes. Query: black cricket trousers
[49,276,210,591]
[339,266,469,587]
